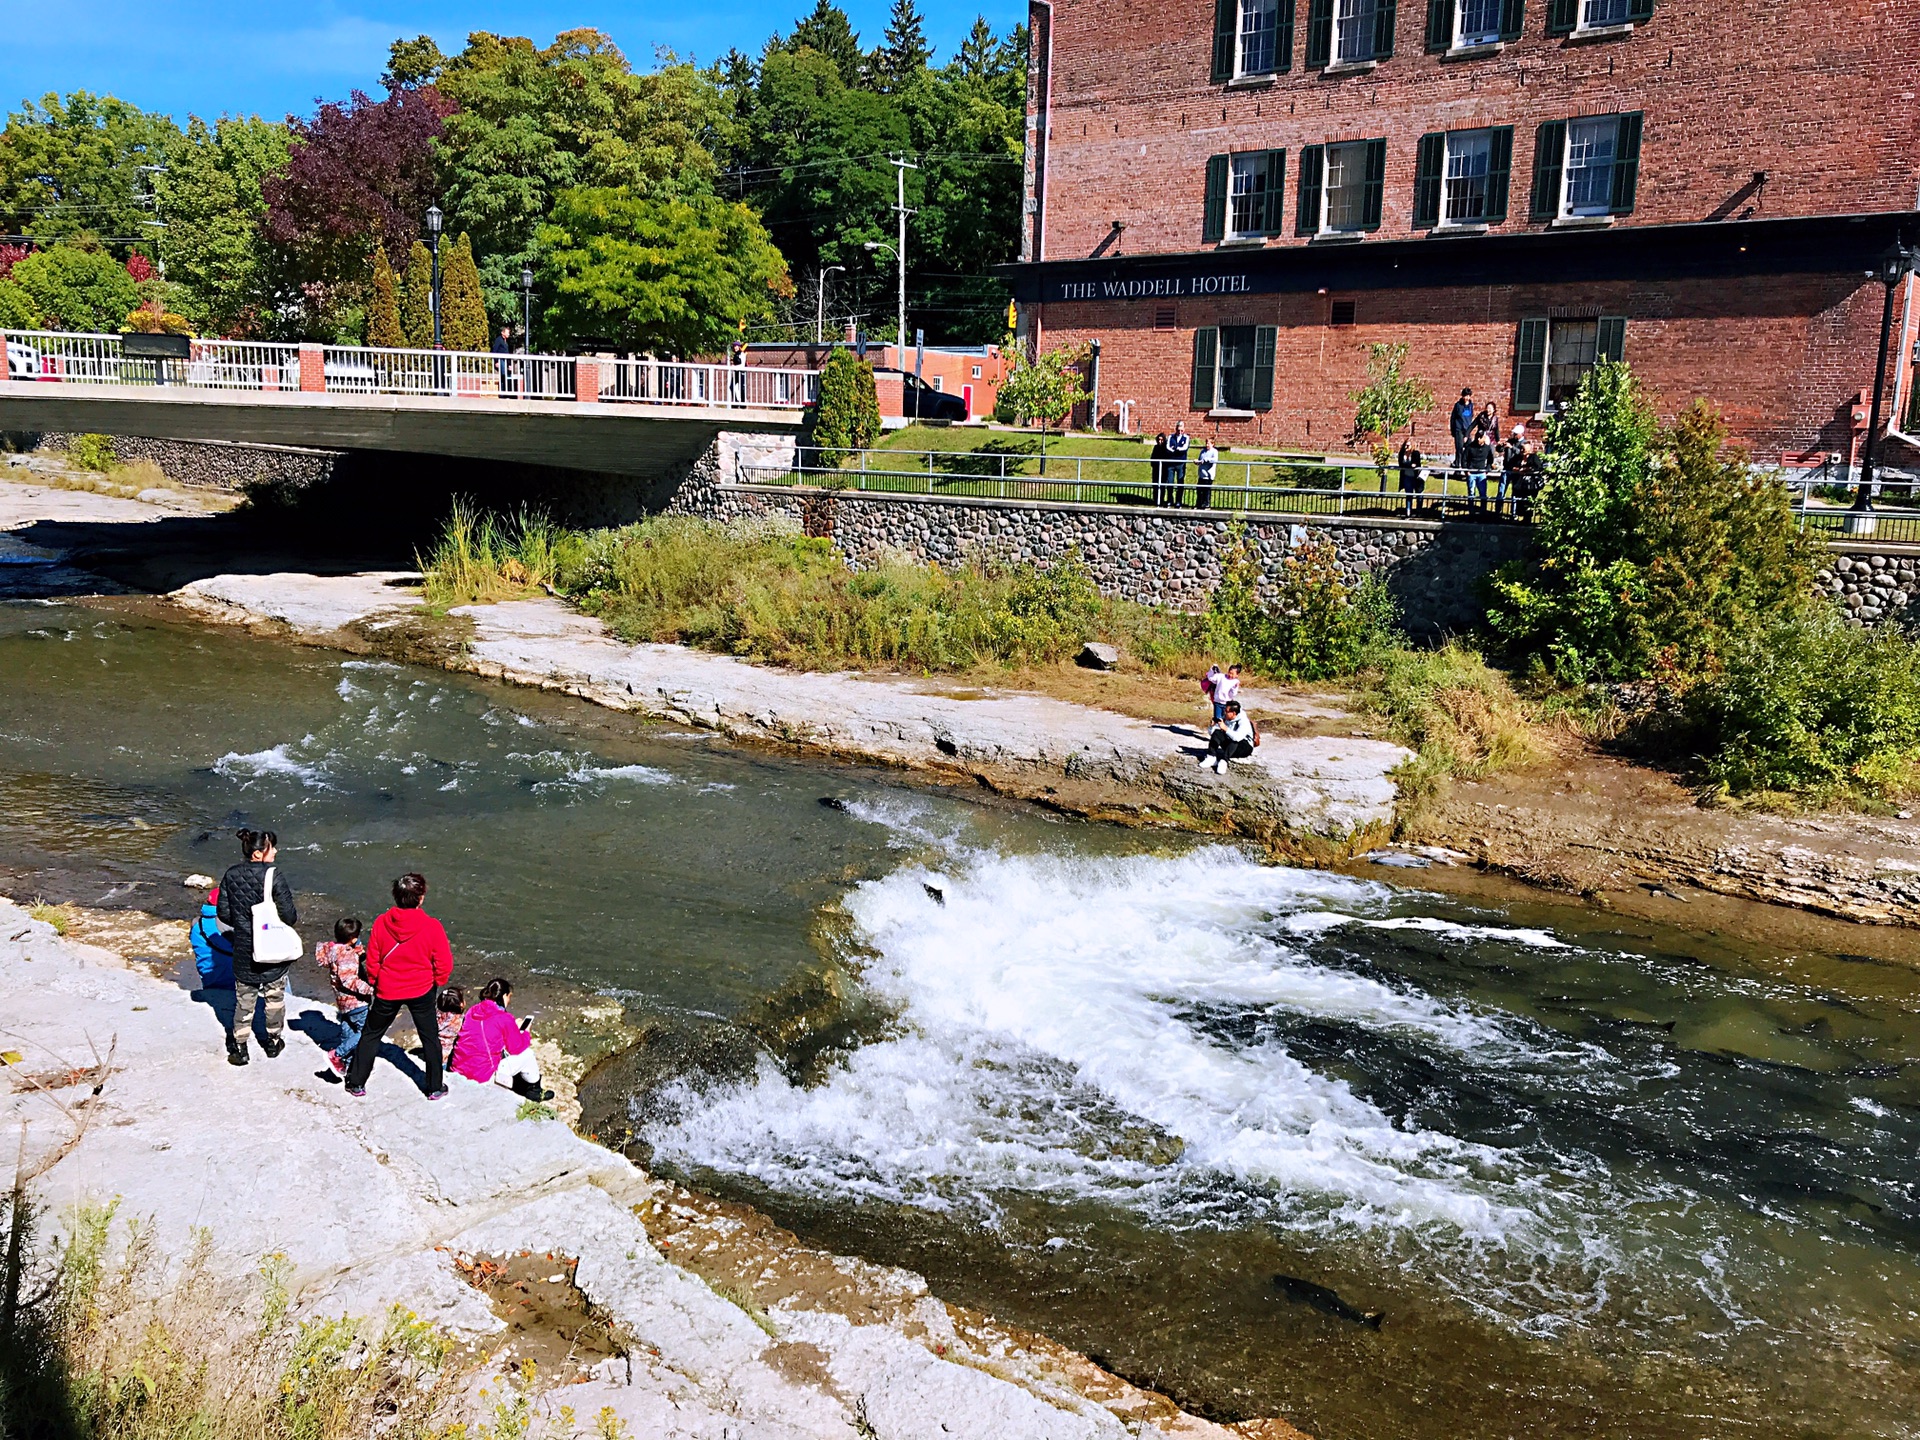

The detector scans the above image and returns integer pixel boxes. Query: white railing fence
[599,357,818,410]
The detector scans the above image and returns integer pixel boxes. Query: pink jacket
[449,999,529,1083]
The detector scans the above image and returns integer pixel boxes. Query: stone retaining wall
[15,431,340,492]
[1819,547,1920,625]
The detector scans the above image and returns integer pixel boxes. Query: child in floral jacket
[316,917,371,1077]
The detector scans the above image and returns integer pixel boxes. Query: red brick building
[1007,0,1920,467]
[739,341,1010,420]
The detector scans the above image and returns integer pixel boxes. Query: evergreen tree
[440,231,489,350]
[782,1,865,86]
[955,17,996,82]
[871,0,932,92]
[400,240,434,347]
[367,245,403,347]
[807,349,881,463]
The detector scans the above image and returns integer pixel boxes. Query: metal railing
[599,357,818,410]
[738,447,1538,521]
[1786,472,1920,545]
[2,328,817,411]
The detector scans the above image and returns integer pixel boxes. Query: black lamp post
[1852,237,1916,517]
[425,205,444,349]
[520,264,535,350]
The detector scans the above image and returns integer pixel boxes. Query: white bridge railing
[0,329,816,411]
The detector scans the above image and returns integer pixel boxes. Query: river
[3,596,1917,1439]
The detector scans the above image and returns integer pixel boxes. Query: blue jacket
[189,901,234,989]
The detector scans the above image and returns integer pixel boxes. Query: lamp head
[426,205,443,236]
[521,265,534,289]
[1879,240,1914,286]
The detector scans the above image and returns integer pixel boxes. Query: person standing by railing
[1397,439,1426,517]
[1150,433,1170,506]
[1449,388,1475,469]
[1196,439,1219,511]
[1167,423,1191,507]
[492,326,514,396]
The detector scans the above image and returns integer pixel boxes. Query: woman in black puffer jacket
[215,827,299,1066]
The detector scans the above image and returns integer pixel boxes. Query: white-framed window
[931,376,944,391]
[1563,117,1616,216]
[1333,0,1380,62]
[1456,0,1503,44]
[1323,141,1370,231]
[971,365,982,378]
[1442,129,1493,225]
[1239,0,1282,74]
[1229,151,1284,237]
[1580,0,1632,26]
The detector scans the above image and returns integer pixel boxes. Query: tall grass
[1359,642,1544,818]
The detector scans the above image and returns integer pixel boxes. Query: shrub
[66,434,116,473]
[1208,527,1400,681]
[808,350,882,464]
[440,232,489,352]
[9,245,140,333]
[0,278,41,329]
[1361,642,1542,814]
[122,304,193,335]
[1673,605,1920,802]
[366,245,403,348]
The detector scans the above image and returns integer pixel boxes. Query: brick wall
[1032,0,1920,262]
[1037,270,1885,455]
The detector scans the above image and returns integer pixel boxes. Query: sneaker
[1196,754,1213,769]
[1216,759,1230,774]
[261,1034,285,1058]
[425,1088,449,1101]
[327,1051,347,1076]
[346,1085,366,1097]
[226,1039,249,1067]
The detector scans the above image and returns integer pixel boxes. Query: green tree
[440,232,489,350]
[807,348,882,462]
[994,342,1090,468]
[367,245,403,347]
[1206,526,1401,680]
[1349,341,1434,468]
[534,186,790,356]
[384,34,447,89]
[400,241,435,347]
[780,2,867,86]
[9,245,139,331]
[870,0,932,91]
[0,91,183,243]
[0,278,40,328]
[154,114,291,337]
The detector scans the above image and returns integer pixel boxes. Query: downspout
[1890,269,1917,445]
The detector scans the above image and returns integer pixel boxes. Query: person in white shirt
[1201,701,1259,773]
[1212,664,1242,711]
[1196,441,1220,510]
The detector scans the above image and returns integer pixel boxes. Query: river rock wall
[11,431,340,492]
[1819,548,1920,625]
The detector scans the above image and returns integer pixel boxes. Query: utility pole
[891,155,918,359]
[816,265,845,346]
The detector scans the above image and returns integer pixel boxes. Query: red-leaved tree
[0,244,27,280]
[125,253,154,283]
[263,86,454,336]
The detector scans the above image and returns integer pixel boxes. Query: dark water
[4,597,1918,1440]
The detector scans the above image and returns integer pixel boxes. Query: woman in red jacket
[343,872,454,1099]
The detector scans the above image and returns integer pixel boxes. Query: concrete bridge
[0,331,814,483]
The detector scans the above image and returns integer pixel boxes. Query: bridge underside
[0,383,803,482]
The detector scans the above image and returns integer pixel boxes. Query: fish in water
[1272,1274,1384,1329]
[818,796,851,812]
[923,883,946,906]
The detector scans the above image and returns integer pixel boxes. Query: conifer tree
[785,1,865,85]
[440,232,489,351]
[872,0,932,91]
[367,245,403,348]
[400,241,434,348]
[806,349,881,464]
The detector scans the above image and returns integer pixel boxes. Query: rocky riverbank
[0,896,1306,1440]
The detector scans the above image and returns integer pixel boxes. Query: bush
[65,434,116,473]
[9,245,139,333]
[1361,642,1542,813]
[807,350,881,465]
[0,278,41,329]
[1208,527,1400,681]
[1673,605,1920,802]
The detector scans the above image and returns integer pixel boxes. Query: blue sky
[5,1,1026,122]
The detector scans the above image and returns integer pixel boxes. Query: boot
[226,1036,249,1066]
[261,1034,285,1058]
[511,1072,555,1103]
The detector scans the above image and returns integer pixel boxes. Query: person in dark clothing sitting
[1201,701,1261,775]
[216,827,299,1066]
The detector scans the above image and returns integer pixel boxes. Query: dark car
[876,368,968,422]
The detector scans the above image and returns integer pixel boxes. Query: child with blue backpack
[188,887,234,990]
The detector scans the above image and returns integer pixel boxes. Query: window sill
[1309,231,1366,245]
[1431,223,1491,235]
[1442,40,1505,59]
[1322,59,1379,75]
[1225,73,1278,89]
[1208,408,1258,419]
[1567,21,1634,40]
[1550,214,1615,229]
[1217,236,1270,248]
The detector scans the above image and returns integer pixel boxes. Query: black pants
[342,989,442,1093]
[1208,732,1255,761]
[1168,460,1187,506]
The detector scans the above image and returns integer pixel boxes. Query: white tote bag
[251,865,302,965]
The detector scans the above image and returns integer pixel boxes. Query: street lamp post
[1852,238,1916,524]
[425,205,444,350]
[863,240,899,362]
[816,265,846,345]
[521,265,535,350]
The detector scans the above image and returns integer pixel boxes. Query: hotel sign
[1052,272,1257,301]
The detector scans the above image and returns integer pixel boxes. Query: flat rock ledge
[172,571,1409,846]
[0,898,1305,1440]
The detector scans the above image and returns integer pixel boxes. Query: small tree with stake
[807,349,882,467]
[1349,341,1434,480]
[994,342,1091,475]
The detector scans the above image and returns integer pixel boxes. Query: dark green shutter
[1412,132,1445,228]
[1530,119,1565,219]
[1596,316,1626,362]
[1609,112,1643,213]
[1296,145,1324,234]
[1305,0,1334,66]
[1192,328,1219,409]
[1261,149,1288,233]
[1513,318,1547,413]
[1626,0,1654,20]
[1425,0,1452,50]
[1373,0,1398,57]
[1276,0,1298,70]
[1204,154,1230,242]
[1361,138,1387,230]
[1253,326,1277,411]
[1485,125,1514,223]
[1498,0,1526,39]
[1546,0,1577,34]
[1213,0,1238,80]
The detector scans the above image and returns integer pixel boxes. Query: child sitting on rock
[188,886,234,990]
[315,917,370,1077]
[435,985,467,1061]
